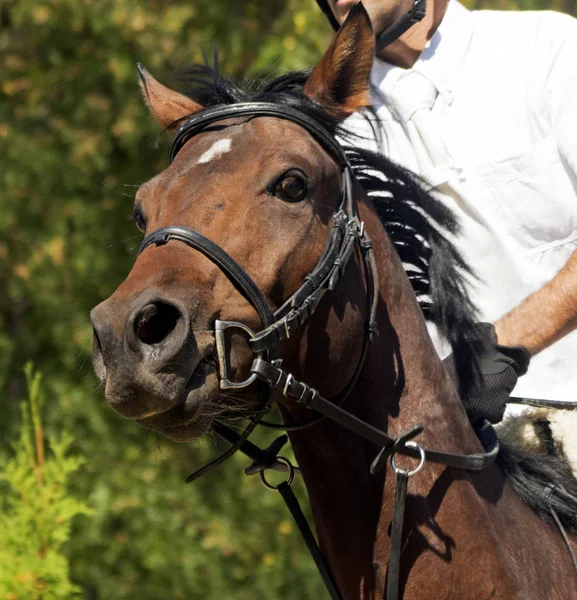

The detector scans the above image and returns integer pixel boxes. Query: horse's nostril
[134,302,181,345]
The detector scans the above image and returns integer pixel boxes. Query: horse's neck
[285,200,484,596]
[358,202,482,455]
[288,197,483,475]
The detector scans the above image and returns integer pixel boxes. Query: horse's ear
[303,2,374,119]
[137,64,203,132]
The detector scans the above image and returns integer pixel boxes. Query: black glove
[442,322,531,424]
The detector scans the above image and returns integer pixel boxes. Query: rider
[315,0,577,431]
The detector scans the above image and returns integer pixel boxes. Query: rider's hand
[442,322,531,424]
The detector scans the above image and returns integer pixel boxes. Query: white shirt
[353,1,577,401]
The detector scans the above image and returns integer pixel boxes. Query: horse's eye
[133,209,146,232]
[273,171,308,203]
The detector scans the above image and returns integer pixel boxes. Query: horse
[91,4,577,598]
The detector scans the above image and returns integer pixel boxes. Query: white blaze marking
[197,138,232,164]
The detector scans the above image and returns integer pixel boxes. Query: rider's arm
[495,13,577,356]
[495,248,577,355]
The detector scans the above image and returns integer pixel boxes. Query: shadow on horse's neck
[282,189,486,597]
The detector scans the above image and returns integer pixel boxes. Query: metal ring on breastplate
[391,441,426,477]
[260,456,295,490]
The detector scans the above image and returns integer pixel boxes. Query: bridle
[138,101,380,472]
[137,101,503,600]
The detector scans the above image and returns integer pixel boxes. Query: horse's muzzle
[90,291,201,420]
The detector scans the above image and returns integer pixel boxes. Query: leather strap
[251,358,500,471]
[185,414,262,483]
[249,211,350,353]
[259,222,379,431]
[171,102,349,168]
[388,470,409,600]
[211,423,296,477]
[376,0,427,51]
[138,226,275,330]
[317,0,427,51]
[277,482,342,600]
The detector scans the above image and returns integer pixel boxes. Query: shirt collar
[372,0,474,104]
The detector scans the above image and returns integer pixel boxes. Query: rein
[137,102,505,599]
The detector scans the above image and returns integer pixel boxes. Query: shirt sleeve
[538,12,577,180]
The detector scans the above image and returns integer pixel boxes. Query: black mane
[180,64,479,380]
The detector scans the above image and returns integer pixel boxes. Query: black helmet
[315,0,427,51]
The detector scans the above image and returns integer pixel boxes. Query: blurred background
[0,0,575,598]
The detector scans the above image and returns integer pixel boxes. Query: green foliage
[1,1,331,598]
[67,431,323,600]
[0,364,91,599]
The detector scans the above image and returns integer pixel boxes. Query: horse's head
[91,4,375,442]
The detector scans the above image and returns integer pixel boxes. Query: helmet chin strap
[375,0,427,52]
[317,0,427,50]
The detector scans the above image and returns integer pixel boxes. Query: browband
[170,102,349,168]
